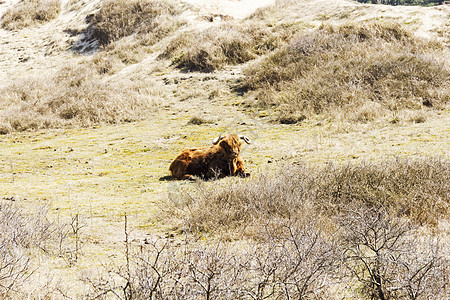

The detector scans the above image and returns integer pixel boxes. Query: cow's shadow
[159,175,203,182]
[159,175,175,181]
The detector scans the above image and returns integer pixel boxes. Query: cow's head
[213,134,252,159]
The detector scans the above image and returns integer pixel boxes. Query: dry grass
[0,62,158,134]
[152,157,449,298]
[242,21,450,123]
[86,156,449,298]
[161,20,300,72]
[0,1,448,298]
[1,0,61,30]
[164,158,449,235]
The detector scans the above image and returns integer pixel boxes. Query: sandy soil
[1,0,448,86]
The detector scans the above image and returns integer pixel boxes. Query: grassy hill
[0,0,448,298]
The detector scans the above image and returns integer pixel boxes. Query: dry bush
[90,0,181,46]
[86,211,447,299]
[1,0,61,30]
[0,62,157,133]
[86,156,449,298]
[340,206,448,300]
[161,20,298,72]
[164,158,448,235]
[242,21,450,122]
[0,200,87,297]
[0,200,56,296]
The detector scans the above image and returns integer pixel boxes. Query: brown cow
[169,134,251,180]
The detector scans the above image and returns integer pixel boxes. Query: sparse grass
[162,20,300,72]
[187,116,214,125]
[1,0,61,30]
[242,21,450,122]
[0,62,158,133]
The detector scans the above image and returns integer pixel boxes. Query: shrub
[340,206,447,299]
[154,158,449,299]
[0,62,157,133]
[86,222,338,299]
[242,21,450,122]
[87,205,447,299]
[164,158,449,235]
[0,200,54,296]
[162,20,298,72]
[1,0,61,30]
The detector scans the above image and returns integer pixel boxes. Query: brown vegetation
[164,158,448,234]
[0,62,156,134]
[86,160,449,298]
[1,0,61,30]
[0,1,448,298]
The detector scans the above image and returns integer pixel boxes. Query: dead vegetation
[164,158,449,234]
[0,0,186,133]
[0,200,86,297]
[84,160,449,299]
[0,0,449,298]
[72,0,184,63]
[161,20,300,72]
[1,0,61,30]
[242,22,450,123]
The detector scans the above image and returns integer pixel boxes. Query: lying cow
[169,134,252,180]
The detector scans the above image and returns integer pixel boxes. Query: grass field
[0,0,448,298]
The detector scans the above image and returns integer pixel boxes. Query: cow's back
[170,146,213,179]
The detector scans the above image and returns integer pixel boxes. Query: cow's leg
[182,174,197,181]
[235,157,250,177]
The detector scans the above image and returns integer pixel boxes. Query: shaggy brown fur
[169,134,251,180]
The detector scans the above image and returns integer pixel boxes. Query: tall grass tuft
[0,62,157,134]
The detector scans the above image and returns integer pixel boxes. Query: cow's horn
[212,136,222,145]
[239,135,252,144]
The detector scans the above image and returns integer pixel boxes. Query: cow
[169,134,252,180]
